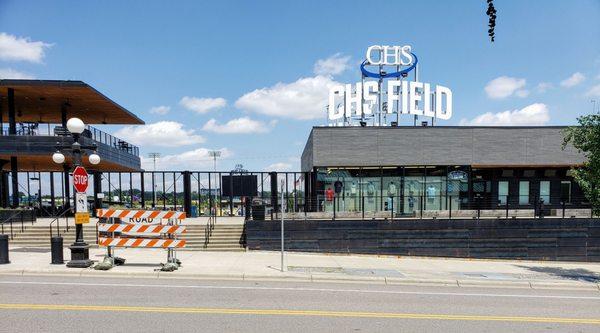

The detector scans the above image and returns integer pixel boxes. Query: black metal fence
[0,170,594,220]
[1,170,307,217]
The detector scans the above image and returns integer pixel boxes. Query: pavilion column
[0,160,9,208]
[93,171,102,217]
[8,88,16,135]
[7,89,19,208]
[63,164,71,211]
[10,157,18,207]
[61,103,68,128]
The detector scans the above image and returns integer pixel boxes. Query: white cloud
[179,96,226,114]
[141,147,232,171]
[536,82,553,93]
[264,162,292,171]
[459,103,550,126]
[0,32,52,63]
[149,105,170,115]
[235,75,340,120]
[515,89,530,98]
[585,84,600,97]
[313,53,351,76]
[202,117,271,134]
[0,68,34,79]
[560,72,585,88]
[114,121,205,147]
[484,76,527,99]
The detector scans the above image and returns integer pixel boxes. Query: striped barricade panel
[98,224,186,234]
[98,237,186,248]
[96,209,186,220]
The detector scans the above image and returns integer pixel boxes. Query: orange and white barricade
[96,209,187,266]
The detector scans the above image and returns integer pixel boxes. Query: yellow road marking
[0,303,599,325]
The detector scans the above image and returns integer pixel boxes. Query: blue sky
[1,0,599,172]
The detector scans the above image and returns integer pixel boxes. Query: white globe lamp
[88,152,101,165]
[52,152,65,164]
[66,117,85,134]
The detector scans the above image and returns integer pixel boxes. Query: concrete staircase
[7,223,245,252]
[7,225,99,248]
[179,224,244,251]
[198,224,245,252]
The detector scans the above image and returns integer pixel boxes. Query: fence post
[361,196,365,221]
[505,196,509,219]
[333,195,336,221]
[562,201,566,218]
[449,196,452,219]
[391,196,394,222]
[420,195,423,219]
[182,171,192,217]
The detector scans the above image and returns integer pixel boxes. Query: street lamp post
[52,117,101,268]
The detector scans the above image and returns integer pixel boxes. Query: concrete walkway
[31,216,245,226]
[2,247,600,290]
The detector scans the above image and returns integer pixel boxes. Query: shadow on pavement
[517,265,600,283]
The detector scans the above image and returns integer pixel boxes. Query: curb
[1,269,599,292]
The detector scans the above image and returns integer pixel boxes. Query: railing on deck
[0,123,139,157]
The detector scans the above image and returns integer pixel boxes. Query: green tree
[563,114,600,215]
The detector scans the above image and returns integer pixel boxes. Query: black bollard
[50,236,64,264]
[0,234,9,264]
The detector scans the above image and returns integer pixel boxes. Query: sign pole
[280,179,285,272]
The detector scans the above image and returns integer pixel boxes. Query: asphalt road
[0,275,599,332]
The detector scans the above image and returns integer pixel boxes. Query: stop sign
[73,166,89,193]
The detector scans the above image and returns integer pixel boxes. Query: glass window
[425,167,446,211]
[498,181,508,205]
[501,170,514,177]
[519,181,529,204]
[523,170,536,177]
[447,167,469,211]
[361,169,381,213]
[540,181,550,203]
[403,167,423,215]
[560,181,571,203]
[544,169,557,177]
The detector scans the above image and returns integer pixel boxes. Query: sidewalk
[2,247,600,290]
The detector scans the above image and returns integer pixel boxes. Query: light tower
[147,153,160,207]
[208,150,221,172]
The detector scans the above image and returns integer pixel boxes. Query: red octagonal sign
[73,166,89,193]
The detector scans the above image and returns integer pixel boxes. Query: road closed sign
[73,166,89,193]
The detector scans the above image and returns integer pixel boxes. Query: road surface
[0,275,599,332]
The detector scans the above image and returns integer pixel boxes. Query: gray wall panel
[301,126,585,171]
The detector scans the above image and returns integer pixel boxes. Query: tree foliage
[563,114,600,215]
[486,0,497,42]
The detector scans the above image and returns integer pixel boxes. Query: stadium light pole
[209,150,221,172]
[147,153,161,208]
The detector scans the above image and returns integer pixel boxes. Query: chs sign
[365,45,414,66]
[328,45,453,123]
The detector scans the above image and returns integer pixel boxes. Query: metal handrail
[49,208,72,238]
[204,215,216,248]
[0,210,28,240]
